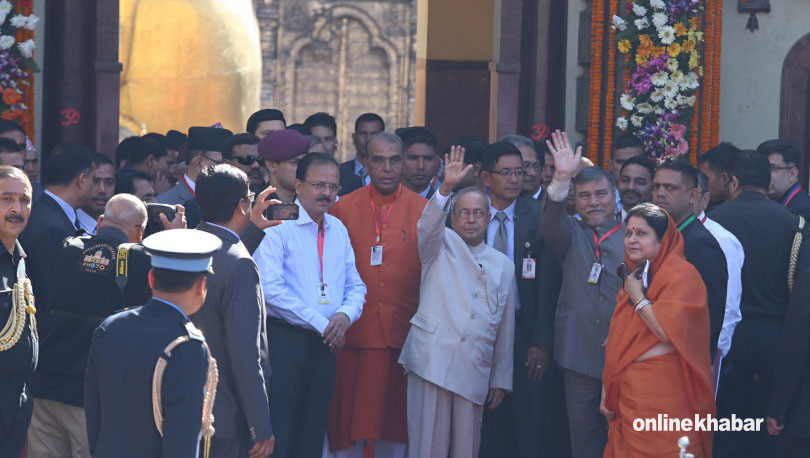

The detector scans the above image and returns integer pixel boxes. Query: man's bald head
[101,194,148,242]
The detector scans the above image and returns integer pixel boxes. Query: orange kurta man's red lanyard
[369,184,402,242]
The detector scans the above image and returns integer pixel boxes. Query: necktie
[493,211,508,255]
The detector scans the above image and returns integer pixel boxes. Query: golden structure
[119,0,263,136]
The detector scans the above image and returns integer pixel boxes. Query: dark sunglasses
[235,155,265,166]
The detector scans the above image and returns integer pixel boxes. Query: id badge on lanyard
[317,222,330,304]
[369,186,400,266]
[370,245,383,266]
[521,242,535,279]
[589,225,621,284]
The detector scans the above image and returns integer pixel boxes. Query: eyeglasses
[487,169,525,178]
[201,154,223,165]
[523,162,541,172]
[770,164,796,172]
[235,155,265,167]
[305,181,341,194]
[243,192,255,204]
[455,209,488,220]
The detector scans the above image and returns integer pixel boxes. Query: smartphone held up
[264,203,299,221]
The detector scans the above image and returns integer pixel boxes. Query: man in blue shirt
[254,153,366,458]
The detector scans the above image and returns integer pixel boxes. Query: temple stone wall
[256,0,417,162]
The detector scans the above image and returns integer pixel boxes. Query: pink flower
[665,146,679,157]
[670,123,686,138]
[676,138,689,154]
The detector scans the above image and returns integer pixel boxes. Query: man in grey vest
[542,130,625,458]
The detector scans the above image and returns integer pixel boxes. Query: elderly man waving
[399,146,516,458]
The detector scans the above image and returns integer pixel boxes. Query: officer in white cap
[83,229,222,458]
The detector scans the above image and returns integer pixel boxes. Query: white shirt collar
[489,199,517,222]
[418,185,432,198]
[532,187,542,200]
[44,189,77,225]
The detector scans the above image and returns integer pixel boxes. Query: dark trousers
[715,319,784,457]
[783,436,810,458]
[563,369,607,458]
[479,323,571,458]
[0,379,33,458]
[268,319,336,458]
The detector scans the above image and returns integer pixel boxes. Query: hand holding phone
[145,203,177,237]
[248,187,286,230]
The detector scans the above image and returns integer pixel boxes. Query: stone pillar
[41,0,121,159]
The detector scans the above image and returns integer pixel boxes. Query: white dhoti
[406,373,483,458]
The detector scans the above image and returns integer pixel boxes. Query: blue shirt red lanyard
[593,224,623,261]
[317,221,325,284]
[782,184,802,207]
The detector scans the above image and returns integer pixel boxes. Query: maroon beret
[258,129,310,162]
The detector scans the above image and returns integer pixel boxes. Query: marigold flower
[2,88,21,106]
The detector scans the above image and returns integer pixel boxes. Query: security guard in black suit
[19,143,95,323]
[710,150,810,457]
[28,194,153,456]
[0,166,37,458]
[84,228,221,458]
[767,268,810,457]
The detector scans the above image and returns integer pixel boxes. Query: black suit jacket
[510,197,549,349]
[338,159,364,196]
[680,217,728,358]
[33,226,152,406]
[19,192,77,320]
[781,184,810,220]
[84,300,209,458]
[709,190,810,320]
[189,223,273,441]
[31,181,44,204]
[767,268,810,437]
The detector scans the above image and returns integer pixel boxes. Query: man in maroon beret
[259,129,311,204]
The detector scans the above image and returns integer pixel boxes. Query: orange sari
[603,216,716,458]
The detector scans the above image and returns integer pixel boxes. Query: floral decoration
[613,0,703,158]
[0,0,38,133]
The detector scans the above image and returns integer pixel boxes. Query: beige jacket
[398,193,515,405]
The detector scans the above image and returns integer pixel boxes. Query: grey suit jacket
[156,181,193,205]
[399,193,515,405]
[189,223,272,442]
[540,197,624,378]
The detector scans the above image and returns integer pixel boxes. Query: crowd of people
[0,106,809,458]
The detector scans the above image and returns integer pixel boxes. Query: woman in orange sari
[601,203,716,457]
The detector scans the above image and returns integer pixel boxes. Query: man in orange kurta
[327,132,427,458]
